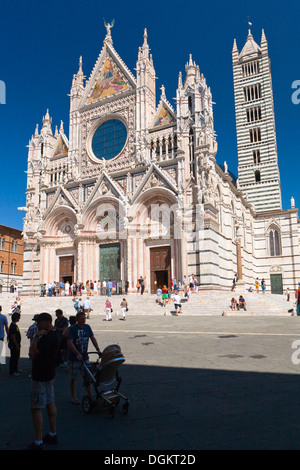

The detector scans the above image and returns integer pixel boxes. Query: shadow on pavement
[1,356,300,450]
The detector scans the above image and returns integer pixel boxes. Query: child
[231,298,238,310]
[156,287,162,304]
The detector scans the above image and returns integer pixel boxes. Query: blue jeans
[108,288,112,297]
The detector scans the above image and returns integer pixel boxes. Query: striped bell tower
[232,29,282,212]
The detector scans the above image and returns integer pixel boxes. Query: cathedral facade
[21,25,300,295]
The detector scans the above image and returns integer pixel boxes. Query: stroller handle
[87,351,102,358]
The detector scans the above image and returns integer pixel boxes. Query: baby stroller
[81,344,129,418]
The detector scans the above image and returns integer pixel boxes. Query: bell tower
[232,29,282,212]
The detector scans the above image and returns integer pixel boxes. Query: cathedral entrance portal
[99,243,121,285]
[150,246,171,294]
[59,256,74,285]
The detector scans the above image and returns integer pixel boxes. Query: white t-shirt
[173,294,181,304]
[83,299,91,309]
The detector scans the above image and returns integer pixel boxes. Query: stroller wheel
[82,395,93,414]
[122,401,129,415]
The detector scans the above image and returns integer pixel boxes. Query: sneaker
[27,441,44,450]
[43,433,58,445]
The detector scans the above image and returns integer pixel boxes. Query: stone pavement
[1,310,300,450]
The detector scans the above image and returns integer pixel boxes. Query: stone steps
[0,290,294,317]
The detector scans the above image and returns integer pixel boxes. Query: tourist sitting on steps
[238,295,247,311]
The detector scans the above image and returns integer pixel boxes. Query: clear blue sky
[0,0,299,230]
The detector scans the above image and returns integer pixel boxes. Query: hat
[32,314,39,321]
[36,312,52,323]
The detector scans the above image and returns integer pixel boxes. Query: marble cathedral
[21,25,300,295]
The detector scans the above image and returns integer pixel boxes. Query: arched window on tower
[269,227,281,257]
[189,128,196,178]
[188,96,193,114]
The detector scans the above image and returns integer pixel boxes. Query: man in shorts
[67,311,101,404]
[28,313,61,450]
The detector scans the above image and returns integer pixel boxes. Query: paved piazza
[1,300,300,450]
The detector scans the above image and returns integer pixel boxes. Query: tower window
[250,128,261,143]
[247,106,262,122]
[242,60,260,77]
[244,84,261,102]
[255,170,261,182]
[253,150,261,164]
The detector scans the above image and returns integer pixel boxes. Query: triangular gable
[152,89,176,128]
[154,104,175,127]
[45,186,79,219]
[52,135,68,158]
[131,163,178,204]
[87,57,129,104]
[83,171,126,211]
[81,42,136,108]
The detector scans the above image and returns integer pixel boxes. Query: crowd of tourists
[40,280,121,297]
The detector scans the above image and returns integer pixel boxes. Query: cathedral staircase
[0,289,294,317]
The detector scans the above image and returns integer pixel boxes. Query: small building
[0,225,23,293]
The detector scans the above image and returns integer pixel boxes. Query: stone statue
[104,18,115,36]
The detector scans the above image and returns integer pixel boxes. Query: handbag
[126,307,129,312]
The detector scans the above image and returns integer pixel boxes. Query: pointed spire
[141,27,150,59]
[34,124,39,137]
[41,109,52,135]
[232,38,238,53]
[261,29,268,53]
[54,125,58,137]
[232,38,239,63]
[185,54,197,83]
[178,71,183,89]
[43,109,50,122]
[261,29,267,43]
[59,120,64,133]
[143,28,148,47]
